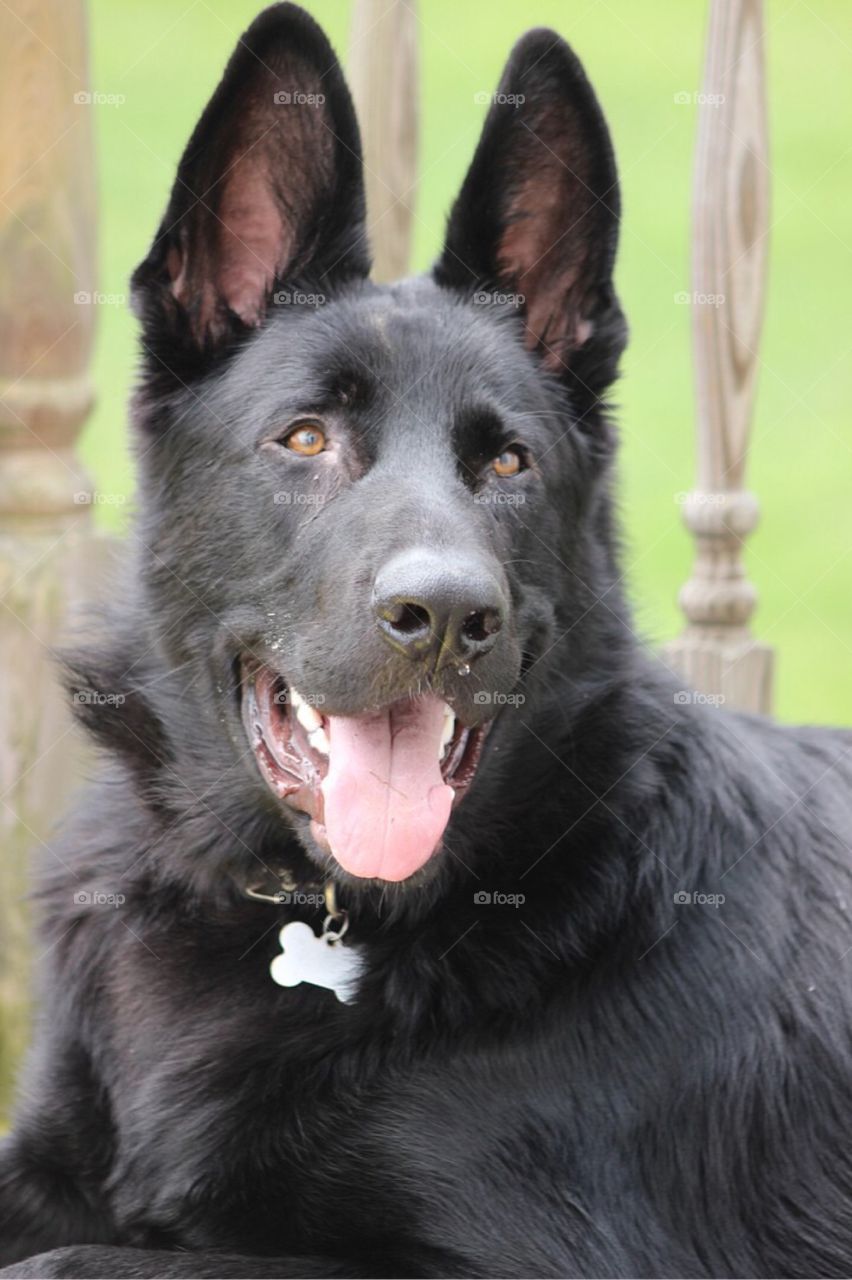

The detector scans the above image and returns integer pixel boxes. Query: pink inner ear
[216,160,291,327]
[166,59,336,345]
[500,212,584,359]
[496,107,600,371]
[171,156,290,339]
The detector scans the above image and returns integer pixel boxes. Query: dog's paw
[0,1246,136,1279]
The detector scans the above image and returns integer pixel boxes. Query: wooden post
[348,0,418,282]
[0,0,101,1116]
[664,0,774,714]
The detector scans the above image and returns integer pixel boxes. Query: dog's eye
[284,423,326,456]
[491,447,526,478]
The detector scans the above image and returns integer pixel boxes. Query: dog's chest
[101,917,622,1260]
[104,962,397,1243]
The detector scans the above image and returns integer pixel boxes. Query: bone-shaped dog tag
[270,920,362,1004]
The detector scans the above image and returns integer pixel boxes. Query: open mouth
[240,661,491,882]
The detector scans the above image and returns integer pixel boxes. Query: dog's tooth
[289,688,304,710]
[309,726,330,756]
[296,700,323,733]
[439,709,456,759]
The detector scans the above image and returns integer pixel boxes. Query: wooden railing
[663,0,773,714]
[0,0,772,1111]
[349,0,419,282]
[0,0,105,1116]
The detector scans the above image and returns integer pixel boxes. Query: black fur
[2,6,852,1277]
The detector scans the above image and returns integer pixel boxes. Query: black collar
[243,866,342,921]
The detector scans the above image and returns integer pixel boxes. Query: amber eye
[284,423,326,456]
[492,446,525,478]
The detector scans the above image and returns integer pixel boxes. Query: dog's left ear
[131,3,368,368]
[435,30,625,385]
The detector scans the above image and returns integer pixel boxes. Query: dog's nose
[373,549,505,665]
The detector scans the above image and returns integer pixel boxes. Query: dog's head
[102,3,627,895]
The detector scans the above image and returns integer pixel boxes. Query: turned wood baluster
[664,0,774,714]
[0,0,101,1115]
[349,0,418,282]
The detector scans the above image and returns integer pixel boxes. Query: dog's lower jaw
[240,659,491,883]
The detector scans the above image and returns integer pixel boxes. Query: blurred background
[79,0,852,725]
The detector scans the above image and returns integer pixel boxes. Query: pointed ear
[131,3,368,367]
[435,30,625,386]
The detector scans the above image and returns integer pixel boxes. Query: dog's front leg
[0,1244,478,1279]
[0,1137,117,1270]
[0,1248,288,1279]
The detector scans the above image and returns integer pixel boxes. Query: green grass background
[84,0,852,725]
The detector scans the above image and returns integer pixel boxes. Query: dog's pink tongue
[321,696,454,881]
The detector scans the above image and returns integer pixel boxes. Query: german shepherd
[2,5,852,1277]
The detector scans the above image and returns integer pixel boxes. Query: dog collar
[244,866,339,915]
[242,871,361,1004]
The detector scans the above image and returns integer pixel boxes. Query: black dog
[2,5,852,1277]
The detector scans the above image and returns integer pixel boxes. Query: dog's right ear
[131,3,368,375]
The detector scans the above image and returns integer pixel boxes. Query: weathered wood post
[348,0,418,282]
[0,0,100,1115]
[664,0,774,714]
